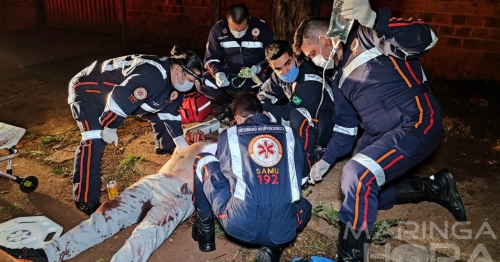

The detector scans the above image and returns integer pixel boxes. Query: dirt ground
[0,28,499,262]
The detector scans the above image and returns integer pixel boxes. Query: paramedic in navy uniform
[197,3,274,122]
[191,94,311,262]
[258,40,335,176]
[67,46,204,215]
[293,0,467,260]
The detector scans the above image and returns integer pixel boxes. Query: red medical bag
[179,92,212,124]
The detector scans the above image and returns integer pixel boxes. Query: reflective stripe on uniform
[352,153,385,186]
[195,155,219,182]
[425,30,438,51]
[266,112,277,123]
[241,41,263,48]
[157,113,181,121]
[339,47,382,89]
[227,127,246,200]
[220,41,240,48]
[284,126,300,202]
[81,130,102,140]
[141,103,160,113]
[107,96,127,117]
[333,124,358,136]
[204,59,220,68]
[295,108,313,127]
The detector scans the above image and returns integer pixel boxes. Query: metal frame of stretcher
[0,123,38,193]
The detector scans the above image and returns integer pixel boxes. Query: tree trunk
[270,0,321,43]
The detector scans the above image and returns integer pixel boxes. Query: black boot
[75,201,101,216]
[394,168,467,221]
[255,246,283,262]
[0,246,48,262]
[191,212,216,252]
[337,223,370,262]
[213,91,234,123]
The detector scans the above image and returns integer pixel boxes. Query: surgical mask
[312,53,334,69]
[311,37,337,69]
[277,62,299,83]
[173,72,194,92]
[230,28,247,39]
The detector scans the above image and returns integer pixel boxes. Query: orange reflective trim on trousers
[405,61,421,85]
[299,119,307,137]
[304,124,311,150]
[362,176,376,230]
[85,139,92,202]
[414,96,423,128]
[353,149,397,229]
[423,93,435,134]
[389,56,412,88]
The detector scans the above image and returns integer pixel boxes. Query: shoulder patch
[248,134,283,167]
[304,74,323,84]
[133,87,147,100]
[292,95,302,105]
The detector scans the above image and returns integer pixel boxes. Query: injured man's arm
[0,141,218,262]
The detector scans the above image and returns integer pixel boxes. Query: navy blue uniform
[193,114,311,246]
[323,9,442,232]
[198,17,274,98]
[258,60,334,172]
[68,55,183,203]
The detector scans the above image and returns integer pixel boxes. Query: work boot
[0,246,48,262]
[337,223,370,262]
[191,212,216,252]
[394,168,467,221]
[216,105,234,124]
[155,147,174,155]
[75,201,101,216]
[255,246,283,262]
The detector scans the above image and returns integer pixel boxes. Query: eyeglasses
[179,63,205,83]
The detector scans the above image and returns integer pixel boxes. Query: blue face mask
[277,62,299,83]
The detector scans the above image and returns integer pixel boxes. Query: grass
[53,166,71,175]
[30,150,44,156]
[119,154,142,171]
[41,135,57,145]
[1,203,22,212]
[311,201,407,245]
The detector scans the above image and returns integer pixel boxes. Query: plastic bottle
[326,0,354,43]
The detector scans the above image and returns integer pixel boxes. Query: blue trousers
[339,92,443,232]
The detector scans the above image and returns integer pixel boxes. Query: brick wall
[125,0,213,54]
[369,0,500,81]
[0,0,38,32]
[2,0,499,81]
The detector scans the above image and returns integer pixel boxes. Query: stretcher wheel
[19,176,38,193]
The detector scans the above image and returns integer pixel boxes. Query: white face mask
[173,72,194,92]
[311,53,334,69]
[230,28,247,39]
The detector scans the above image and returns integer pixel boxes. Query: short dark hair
[227,3,249,24]
[170,45,204,78]
[293,17,329,56]
[265,40,293,61]
[231,94,263,118]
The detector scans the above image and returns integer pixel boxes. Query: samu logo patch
[292,95,302,105]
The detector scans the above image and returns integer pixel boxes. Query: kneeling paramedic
[68,47,204,215]
[192,94,312,262]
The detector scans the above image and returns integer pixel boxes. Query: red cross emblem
[257,141,275,159]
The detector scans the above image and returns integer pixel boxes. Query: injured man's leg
[0,141,217,262]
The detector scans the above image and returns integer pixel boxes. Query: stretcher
[0,123,38,193]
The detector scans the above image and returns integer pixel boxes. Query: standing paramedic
[68,47,204,215]
[197,3,274,122]
[191,94,311,262]
[293,0,467,260]
[258,40,334,176]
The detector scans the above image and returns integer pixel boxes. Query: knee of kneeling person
[341,160,368,188]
